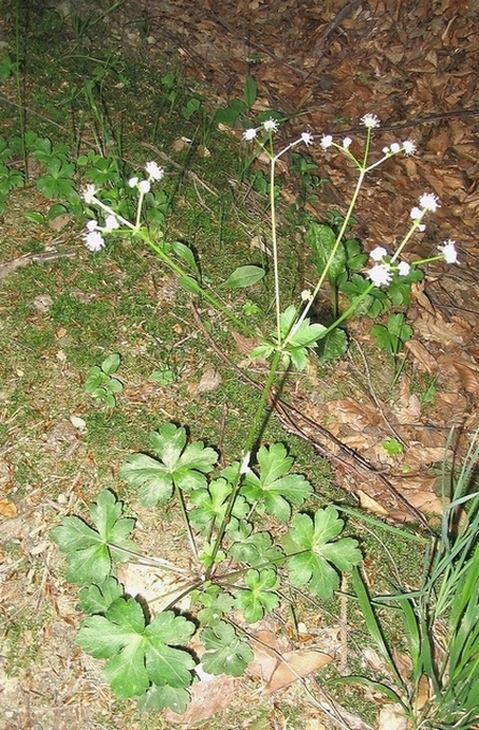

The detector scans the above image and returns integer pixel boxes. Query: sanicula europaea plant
[50,113,461,716]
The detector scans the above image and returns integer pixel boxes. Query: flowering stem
[136,232,258,336]
[389,217,426,264]
[319,281,376,338]
[270,154,282,345]
[91,195,136,230]
[135,190,146,230]
[413,254,447,266]
[206,349,283,577]
[285,167,367,346]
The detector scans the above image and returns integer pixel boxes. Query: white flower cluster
[410,192,440,232]
[367,246,411,287]
[81,161,164,252]
[366,231,458,289]
[321,128,415,159]
[365,192,459,287]
[242,119,314,147]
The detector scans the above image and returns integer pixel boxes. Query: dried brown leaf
[438,355,479,393]
[259,650,332,692]
[357,489,388,516]
[404,339,437,373]
[0,498,17,518]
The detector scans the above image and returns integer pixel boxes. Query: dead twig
[0,250,76,281]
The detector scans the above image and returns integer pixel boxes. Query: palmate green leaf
[278,306,326,371]
[76,600,195,699]
[79,577,123,614]
[227,522,284,567]
[145,612,196,687]
[201,621,254,676]
[234,568,280,623]
[138,684,190,713]
[285,508,362,599]
[319,328,348,362]
[192,583,234,626]
[119,423,218,506]
[50,490,136,584]
[188,478,248,533]
[241,443,312,520]
[370,323,394,352]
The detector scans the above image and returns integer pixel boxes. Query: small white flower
[438,239,459,264]
[138,180,151,194]
[370,246,387,262]
[263,118,279,133]
[403,140,416,156]
[397,261,411,276]
[419,192,440,212]
[390,142,400,154]
[83,184,97,204]
[367,263,393,287]
[83,230,105,252]
[342,136,352,149]
[320,134,333,149]
[300,289,312,302]
[242,128,257,141]
[128,176,139,188]
[104,214,119,232]
[301,131,314,146]
[382,146,390,154]
[410,206,423,220]
[361,113,380,129]
[86,219,98,232]
[418,224,426,232]
[145,161,164,181]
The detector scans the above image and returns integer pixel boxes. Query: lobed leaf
[201,621,254,676]
[50,490,136,584]
[234,567,280,623]
[241,443,312,520]
[138,684,190,713]
[120,424,218,506]
[79,577,123,614]
[285,508,362,598]
[77,601,195,699]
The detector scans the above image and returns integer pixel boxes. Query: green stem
[285,167,367,345]
[175,485,199,561]
[270,155,282,344]
[389,217,425,264]
[205,350,283,578]
[318,280,376,338]
[142,233,257,336]
[89,192,259,338]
